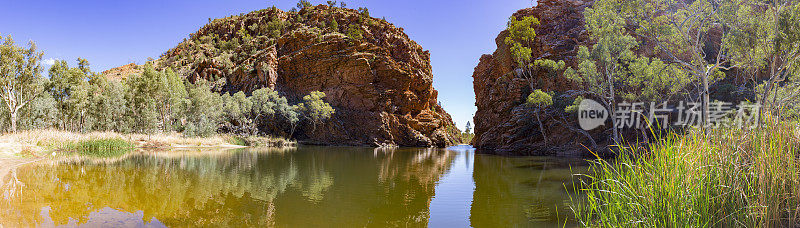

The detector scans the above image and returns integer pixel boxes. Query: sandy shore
[0,157,40,187]
[0,129,295,188]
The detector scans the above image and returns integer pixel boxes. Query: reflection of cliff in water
[1,146,457,227]
[469,154,588,227]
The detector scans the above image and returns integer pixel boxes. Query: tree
[48,59,92,131]
[564,0,692,143]
[249,87,299,137]
[125,64,161,133]
[628,0,752,126]
[222,91,255,135]
[526,89,553,144]
[296,91,335,132]
[504,16,540,90]
[0,35,45,133]
[329,19,339,32]
[732,0,800,122]
[184,80,223,137]
[88,76,129,132]
[465,121,472,135]
[297,0,312,10]
[18,79,57,130]
[326,1,337,8]
[358,7,370,18]
[156,68,188,132]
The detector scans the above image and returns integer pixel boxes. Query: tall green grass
[70,138,135,157]
[571,124,800,227]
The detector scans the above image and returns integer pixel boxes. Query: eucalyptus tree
[0,35,45,133]
[249,88,298,137]
[48,59,94,131]
[728,0,800,121]
[296,91,334,132]
[184,80,223,137]
[125,64,162,133]
[564,0,692,143]
[622,0,758,126]
[87,75,129,132]
[156,68,188,132]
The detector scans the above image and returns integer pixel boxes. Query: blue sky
[0,0,533,130]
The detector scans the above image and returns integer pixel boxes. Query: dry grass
[0,129,295,158]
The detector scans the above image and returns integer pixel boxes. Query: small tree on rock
[526,89,553,144]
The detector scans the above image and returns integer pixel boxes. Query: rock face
[472,0,606,156]
[101,63,142,81]
[154,5,460,147]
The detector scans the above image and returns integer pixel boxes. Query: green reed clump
[70,138,135,157]
[571,124,800,227]
[224,135,249,146]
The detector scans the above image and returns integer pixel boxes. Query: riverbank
[572,123,800,227]
[0,129,296,182]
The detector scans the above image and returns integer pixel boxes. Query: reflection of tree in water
[1,147,457,227]
[469,155,588,227]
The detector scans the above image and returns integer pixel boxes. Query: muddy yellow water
[0,146,588,227]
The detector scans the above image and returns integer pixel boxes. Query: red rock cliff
[472,0,608,155]
[127,5,460,147]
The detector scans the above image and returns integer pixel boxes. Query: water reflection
[1,147,456,227]
[470,154,588,227]
[1,146,588,227]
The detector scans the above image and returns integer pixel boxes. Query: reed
[69,138,135,157]
[571,123,800,227]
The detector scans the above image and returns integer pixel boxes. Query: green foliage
[358,7,370,18]
[296,0,312,10]
[346,24,363,40]
[184,80,223,137]
[266,19,289,39]
[71,138,134,157]
[0,35,45,133]
[525,89,553,107]
[221,91,255,135]
[328,19,339,32]
[89,77,129,132]
[296,91,335,131]
[249,88,301,137]
[18,81,58,130]
[562,0,694,143]
[504,16,539,67]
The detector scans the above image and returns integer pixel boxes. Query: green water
[0,145,588,227]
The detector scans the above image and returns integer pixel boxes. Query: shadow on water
[1,145,589,227]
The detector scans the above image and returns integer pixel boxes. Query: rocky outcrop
[101,63,142,81]
[150,5,459,147]
[472,0,607,156]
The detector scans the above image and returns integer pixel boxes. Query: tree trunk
[535,111,547,145]
[10,110,17,133]
[701,73,710,128]
[607,68,620,144]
